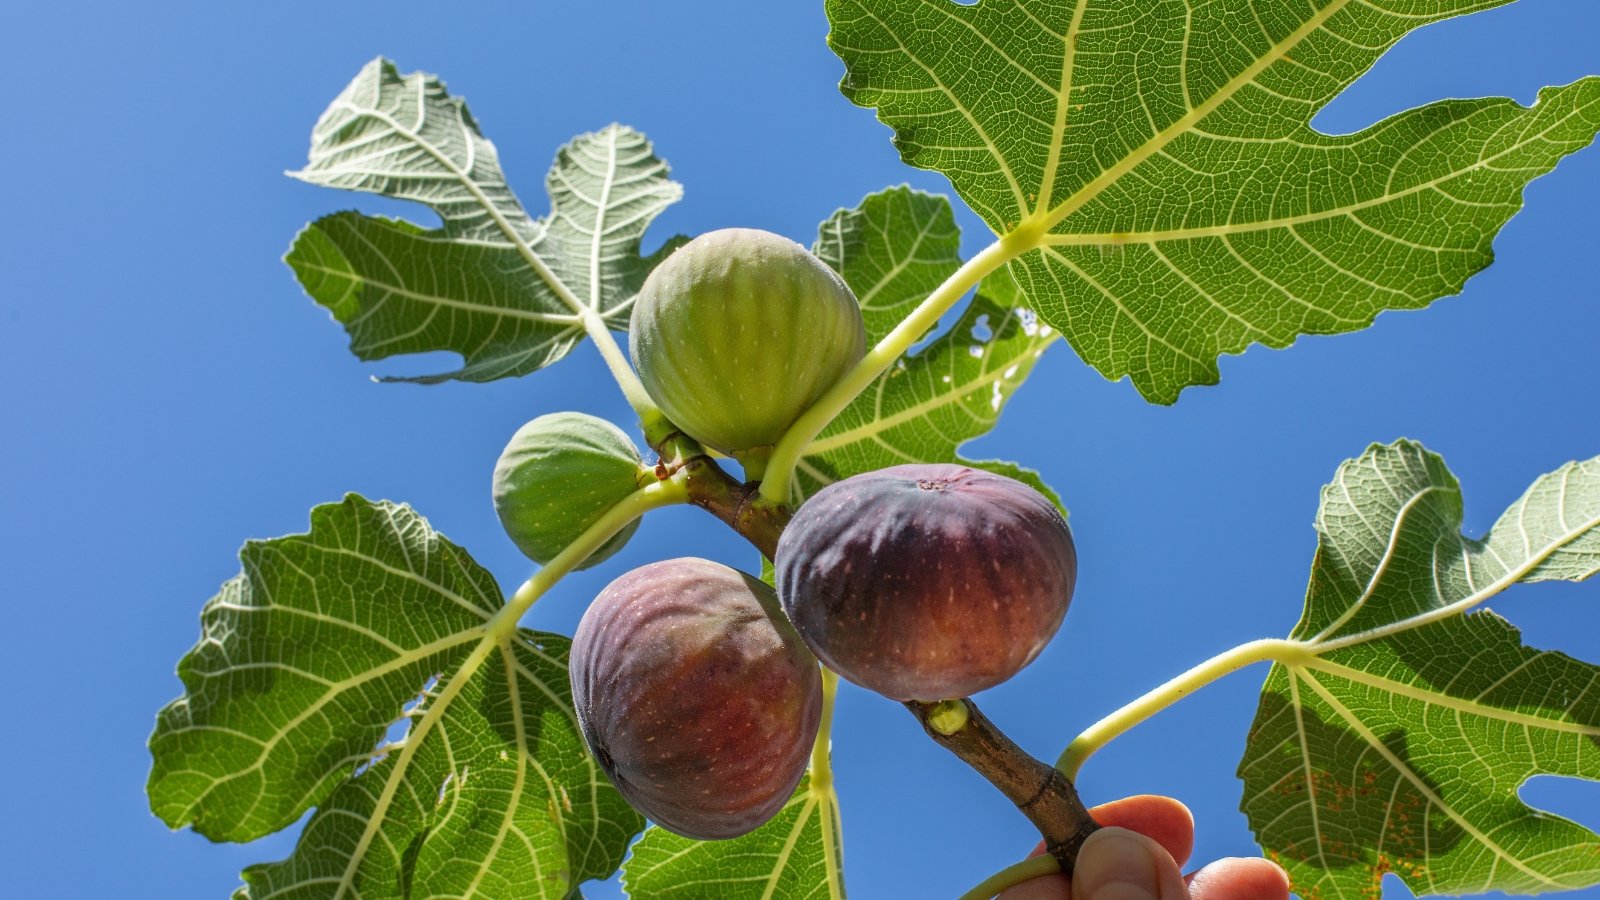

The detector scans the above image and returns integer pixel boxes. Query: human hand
[999,795,1290,899]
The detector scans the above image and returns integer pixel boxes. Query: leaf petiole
[490,476,689,639]
[810,668,845,899]
[758,235,1026,504]
[958,854,1062,900]
[575,308,673,444]
[1056,638,1306,779]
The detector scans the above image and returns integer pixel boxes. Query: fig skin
[491,412,647,570]
[629,228,867,455]
[776,464,1076,702]
[570,558,823,840]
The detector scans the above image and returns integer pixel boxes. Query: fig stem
[679,453,787,559]
[905,698,1099,875]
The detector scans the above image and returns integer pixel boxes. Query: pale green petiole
[1056,638,1307,779]
[492,476,689,637]
[809,667,841,792]
[758,235,1028,505]
[577,309,673,444]
[958,855,1062,900]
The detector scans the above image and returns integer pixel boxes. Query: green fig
[629,228,867,456]
[492,412,649,570]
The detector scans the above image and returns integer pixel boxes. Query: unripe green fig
[570,558,823,840]
[776,464,1076,702]
[629,228,867,455]
[491,412,648,570]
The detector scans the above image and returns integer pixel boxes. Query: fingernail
[1073,828,1161,900]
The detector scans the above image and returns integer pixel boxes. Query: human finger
[1002,795,1196,898]
[1184,856,1290,900]
[1070,827,1190,900]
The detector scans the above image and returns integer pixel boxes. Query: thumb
[1071,828,1189,900]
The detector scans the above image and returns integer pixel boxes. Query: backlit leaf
[828,0,1600,402]
[148,496,641,898]
[622,775,845,900]
[286,59,681,383]
[1240,442,1600,897]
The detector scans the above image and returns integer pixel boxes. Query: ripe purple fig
[570,558,823,840]
[776,464,1076,702]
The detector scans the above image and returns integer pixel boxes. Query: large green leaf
[286,58,681,383]
[148,495,641,898]
[828,0,1600,402]
[622,775,845,899]
[1239,442,1600,897]
[790,187,1060,508]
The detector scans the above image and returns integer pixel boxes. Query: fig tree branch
[906,698,1100,874]
[675,448,1100,873]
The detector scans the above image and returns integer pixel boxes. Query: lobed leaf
[814,184,963,345]
[1239,441,1600,897]
[286,58,682,382]
[621,775,845,900]
[792,187,1061,509]
[828,0,1600,402]
[149,495,641,898]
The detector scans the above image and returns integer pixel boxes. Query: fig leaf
[1240,441,1600,897]
[795,188,1061,511]
[622,774,845,900]
[829,0,1600,403]
[147,495,642,898]
[285,58,682,383]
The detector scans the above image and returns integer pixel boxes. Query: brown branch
[663,441,1098,872]
[676,452,788,560]
[906,699,1100,874]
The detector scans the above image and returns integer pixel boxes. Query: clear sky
[2,1,1597,898]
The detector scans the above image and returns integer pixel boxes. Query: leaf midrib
[1029,0,1356,237]
[1300,656,1600,737]
[313,101,592,322]
[1295,669,1567,890]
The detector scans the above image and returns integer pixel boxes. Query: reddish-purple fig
[775,464,1076,702]
[570,558,823,840]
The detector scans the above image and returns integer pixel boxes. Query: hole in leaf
[971,314,993,341]
[356,673,441,776]
[1518,775,1600,834]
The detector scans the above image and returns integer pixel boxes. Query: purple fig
[776,464,1076,702]
[570,558,823,839]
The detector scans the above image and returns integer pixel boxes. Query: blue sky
[2,1,1597,897]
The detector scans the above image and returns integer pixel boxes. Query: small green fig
[491,412,648,570]
[629,228,867,455]
[571,558,823,840]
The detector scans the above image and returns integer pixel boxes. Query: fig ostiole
[491,412,650,570]
[570,558,824,840]
[776,464,1077,702]
[629,227,867,457]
